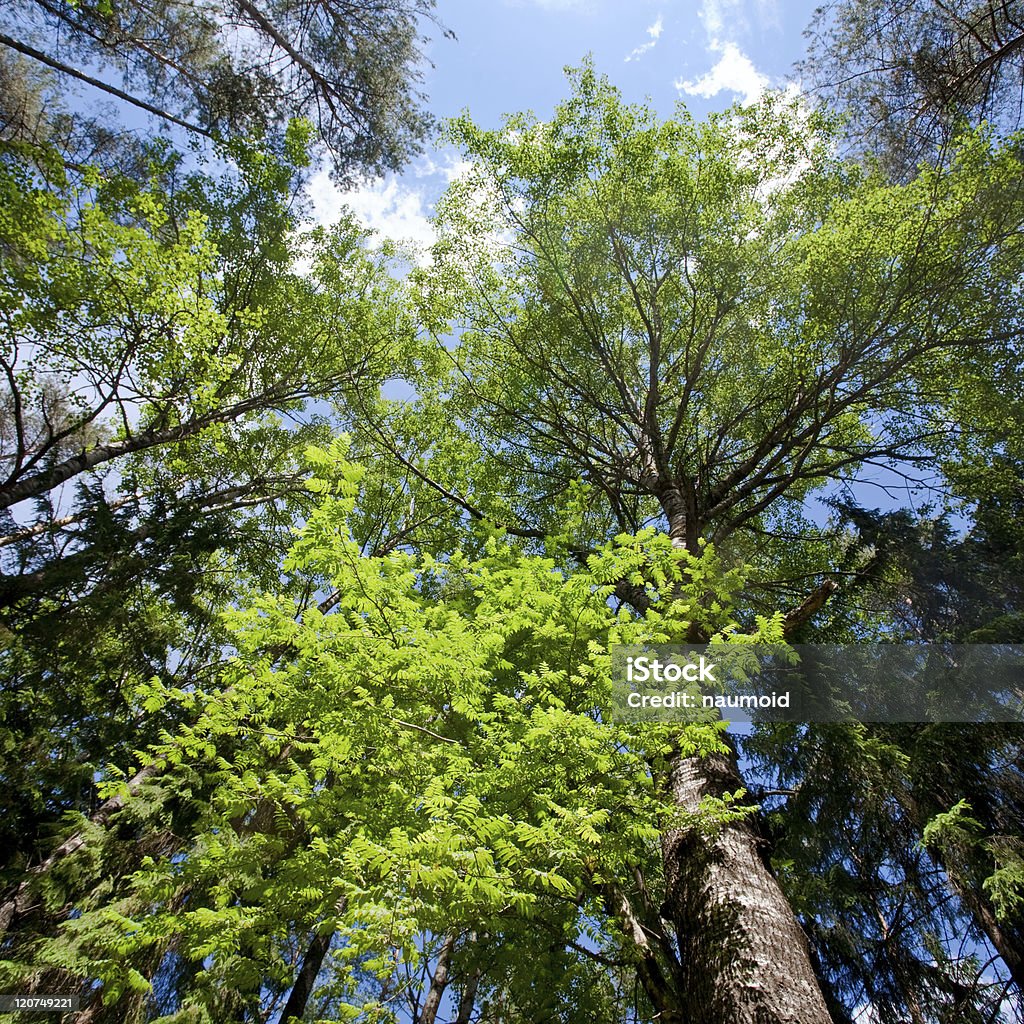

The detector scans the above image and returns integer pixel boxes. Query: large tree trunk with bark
[648,501,834,1023]
[419,933,455,1024]
[661,747,834,1024]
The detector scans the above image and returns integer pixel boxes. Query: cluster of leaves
[3,445,754,1022]
[0,131,417,886]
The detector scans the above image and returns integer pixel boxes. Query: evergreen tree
[0,0,447,182]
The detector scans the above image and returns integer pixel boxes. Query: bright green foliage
[4,446,763,1022]
[357,66,1024,1021]
[0,135,410,515]
[0,138,412,879]
[4,62,1024,1024]
[383,64,1024,603]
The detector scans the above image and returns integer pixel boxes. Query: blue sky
[309,0,821,252]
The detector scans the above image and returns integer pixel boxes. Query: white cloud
[675,40,768,105]
[301,153,479,275]
[411,152,474,183]
[625,14,663,62]
[343,179,436,249]
[696,0,732,39]
[305,170,436,269]
[675,0,777,106]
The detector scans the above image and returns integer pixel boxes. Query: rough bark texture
[661,747,834,1024]
[640,506,835,1022]
[606,505,836,1021]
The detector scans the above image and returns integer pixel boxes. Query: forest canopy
[1,5,1024,1024]
[0,0,446,181]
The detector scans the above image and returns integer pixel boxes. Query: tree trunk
[0,761,164,934]
[419,933,455,1024]
[0,585,343,936]
[644,488,835,1022]
[920,833,1024,994]
[280,899,346,1024]
[962,892,1024,994]
[280,931,332,1023]
[661,746,834,1024]
[454,964,481,1024]
[0,30,213,139]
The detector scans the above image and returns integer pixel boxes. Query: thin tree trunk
[601,882,685,1022]
[419,933,455,1024]
[279,898,347,1023]
[966,894,1024,993]
[454,965,481,1024]
[0,582,345,935]
[926,842,1024,993]
[0,31,213,138]
[0,761,163,934]
[281,931,332,1023]
[903,725,1024,994]
[0,390,288,510]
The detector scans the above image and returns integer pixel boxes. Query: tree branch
[0,31,213,138]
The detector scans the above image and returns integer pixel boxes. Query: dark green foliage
[745,488,1024,1019]
[801,0,1024,176]
[2,0,447,182]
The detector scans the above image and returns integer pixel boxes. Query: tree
[745,716,1022,1024]
[748,494,1024,1011]
[0,133,412,885]
[801,0,1024,176]
[0,447,741,1023]
[0,0,448,182]
[0,129,409,516]
[354,65,1024,1021]
[736,354,1024,1021]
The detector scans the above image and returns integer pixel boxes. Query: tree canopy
[801,0,1024,176]
[1,56,1024,1024]
[1,0,447,181]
